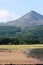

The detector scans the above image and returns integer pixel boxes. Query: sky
[0,0,43,23]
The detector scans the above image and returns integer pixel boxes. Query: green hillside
[0,25,43,45]
[0,26,21,37]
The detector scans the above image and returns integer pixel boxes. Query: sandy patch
[0,49,43,64]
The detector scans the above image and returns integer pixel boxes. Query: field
[0,44,43,64]
[0,44,43,49]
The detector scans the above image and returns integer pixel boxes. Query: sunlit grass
[0,44,43,49]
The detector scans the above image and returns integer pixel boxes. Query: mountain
[0,10,43,38]
[1,10,43,29]
[0,10,43,44]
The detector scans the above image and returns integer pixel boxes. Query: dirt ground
[0,49,43,64]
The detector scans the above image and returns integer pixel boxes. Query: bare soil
[0,49,43,64]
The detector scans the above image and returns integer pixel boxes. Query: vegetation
[0,25,43,45]
[0,45,43,49]
[0,37,41,45]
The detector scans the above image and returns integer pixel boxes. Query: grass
[0,44,43,49]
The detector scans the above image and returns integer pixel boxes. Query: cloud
[0,10,9,17]
[0,9,18,23]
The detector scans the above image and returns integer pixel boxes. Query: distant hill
[28,25,43,37]
[0,11,43,44]
[0,26,21,37]
[0,25,43,38]
[18,25,43,38]
[1,10,43,29]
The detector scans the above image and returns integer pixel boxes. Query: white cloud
[0,9,18,23]
[0,10,9,17]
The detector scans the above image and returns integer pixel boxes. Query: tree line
[0,37,43,45]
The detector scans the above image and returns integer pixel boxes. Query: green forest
[0,26,43,45]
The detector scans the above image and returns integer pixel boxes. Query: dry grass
[0,44,43,49]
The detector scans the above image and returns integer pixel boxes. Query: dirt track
[0,49,43,64]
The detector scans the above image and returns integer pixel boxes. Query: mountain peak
[29,10,37,13]
[28,10,40,16]
[24,10,43,20]
[1,10,43,28]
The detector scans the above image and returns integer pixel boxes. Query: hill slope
[0,25,43,38]
[0,25,43,44]
[1,11,43,29]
